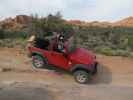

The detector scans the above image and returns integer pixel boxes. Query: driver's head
[58,33,64,42]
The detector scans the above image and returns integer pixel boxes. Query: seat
[34,38,50,50]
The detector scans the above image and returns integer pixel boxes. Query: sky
[0,0,133,21]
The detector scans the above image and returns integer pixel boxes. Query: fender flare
[31,52,43,57]
[70,64,91,73]
[31,52,49,64]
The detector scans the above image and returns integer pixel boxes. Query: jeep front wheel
[73,70,91,84]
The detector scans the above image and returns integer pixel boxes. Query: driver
[47,32,65,53]
[57,33,65,53]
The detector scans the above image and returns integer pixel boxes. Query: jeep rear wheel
[32,55,48,69]
[73,70,91,84]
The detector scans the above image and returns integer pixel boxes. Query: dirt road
[0,48,133,100]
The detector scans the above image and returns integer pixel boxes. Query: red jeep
[28,36,98,84]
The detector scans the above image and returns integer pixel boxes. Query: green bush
[115,49,130,57]
[128,36,133,49]
[0,29,5,39]
[94,47,116,56]
[0,38,27,48]
[129,52,133,58]
[94,46,131,57]
[30,12,73,38]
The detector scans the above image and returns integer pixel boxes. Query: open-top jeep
[28,34,98,84]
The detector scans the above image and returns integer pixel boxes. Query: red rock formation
[113,17,133,27]
[0,15,32,31]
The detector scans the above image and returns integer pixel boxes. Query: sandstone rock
[113,16,133,27]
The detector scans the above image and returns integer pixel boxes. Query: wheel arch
[70,64,91,73]
[32,52,43,57]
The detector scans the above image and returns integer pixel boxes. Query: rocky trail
[0,48,133,100]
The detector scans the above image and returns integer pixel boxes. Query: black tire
[73,70,91,84]
[32,55,48,69]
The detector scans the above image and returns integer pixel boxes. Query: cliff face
[14,15,32,24]
[67,17,133,28]
[0,15,32,32]
[66,20,112,27]
[112,17,133,27]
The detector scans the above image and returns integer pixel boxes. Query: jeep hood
[69,48,95,65]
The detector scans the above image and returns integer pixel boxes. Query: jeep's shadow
[40,63,112,85]
[42,65,70,75]
[89,64,112,85]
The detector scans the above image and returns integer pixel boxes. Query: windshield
[66,36,76,52]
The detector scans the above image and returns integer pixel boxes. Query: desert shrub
[30,12,73,38]
[129,52,133,58]
[94,47,116,56]
[0,39,14,48]
[0,38,27,48]
[1,31,28,39]
[115,49,130,57]
[94,47,130,56]
[128,36,133,49]
[0,29,5,39]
